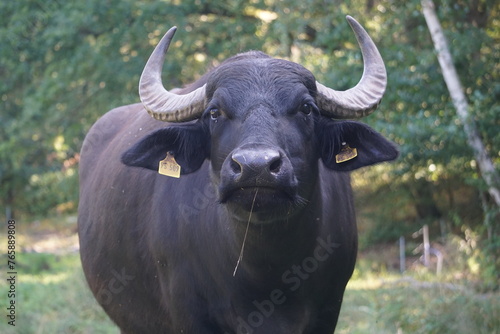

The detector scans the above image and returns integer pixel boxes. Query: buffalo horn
[139,26,206,122]
[316,16,387,119]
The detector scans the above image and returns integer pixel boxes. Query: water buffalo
[78,16,398,333]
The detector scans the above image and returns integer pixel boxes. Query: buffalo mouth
[219,185,305,219]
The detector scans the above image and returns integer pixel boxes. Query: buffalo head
[122,16,398,224]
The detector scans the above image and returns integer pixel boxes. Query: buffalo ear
[317,120,398,172]
[121,122,209,174]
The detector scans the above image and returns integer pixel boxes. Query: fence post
[423,224,430,267]
[399,236,406,274]
[6,206,12,222]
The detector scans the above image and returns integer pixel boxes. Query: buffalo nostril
[269,158,282,174]
[230,158,242,174]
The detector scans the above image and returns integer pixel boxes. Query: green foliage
[1,0,498,284]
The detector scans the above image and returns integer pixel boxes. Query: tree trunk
[421,0,500,208]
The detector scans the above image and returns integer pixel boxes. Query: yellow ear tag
[158,152,181,178]
[335,142,358,163]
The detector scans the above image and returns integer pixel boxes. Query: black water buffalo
[78,16,398,333]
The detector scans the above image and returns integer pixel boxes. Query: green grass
[338,277,499,334]
[0,253,118,334]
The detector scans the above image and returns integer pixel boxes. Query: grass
[338,276,499,334]
[0,253,118,334]
[1,217,499,333]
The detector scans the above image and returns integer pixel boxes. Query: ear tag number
[335,142,358,164]
[158,152,181,178]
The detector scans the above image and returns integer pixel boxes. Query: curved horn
[316,16,387,119]
[139,26,206,122]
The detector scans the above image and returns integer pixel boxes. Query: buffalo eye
[299,103,313,115]
[210,108,221,120]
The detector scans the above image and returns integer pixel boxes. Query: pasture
[1,217,498,334]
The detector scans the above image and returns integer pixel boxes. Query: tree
[421,0,500,207]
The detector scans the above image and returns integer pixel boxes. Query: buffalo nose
[230,148,282,180]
